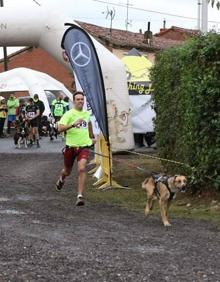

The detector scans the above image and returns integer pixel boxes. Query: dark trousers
[7,120,12,134]
[38,116,43,136]
[0,118,6,136]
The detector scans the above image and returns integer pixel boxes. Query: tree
[209,0,220,9]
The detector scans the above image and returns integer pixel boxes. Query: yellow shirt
[59,109,92,147]
[0,103,7,118]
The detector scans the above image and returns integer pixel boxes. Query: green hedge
[151,33,220,190]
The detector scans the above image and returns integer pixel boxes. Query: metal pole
[201,0,208,33]
[0,0,8,71]
[163,19,166,29]
[126,0,129,31]
[3,47,8,71]
[198,0,201,31]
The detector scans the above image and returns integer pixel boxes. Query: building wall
[157,30,191,41]
[0,47,74,92]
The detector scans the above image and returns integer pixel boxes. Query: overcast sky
[1,0,220,58]
[3,0,220,32]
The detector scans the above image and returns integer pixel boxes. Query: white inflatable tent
[0,67,73,116]
[0,4,134,151]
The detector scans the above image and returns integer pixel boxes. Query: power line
[93,0,220,24]
[94,0,197,20]
[32,0,41,6]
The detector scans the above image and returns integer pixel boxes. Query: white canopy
[0,67,73,116]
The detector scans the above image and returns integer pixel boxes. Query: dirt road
[0,153,220,282]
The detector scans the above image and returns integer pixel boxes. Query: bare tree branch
[208,0,220,9]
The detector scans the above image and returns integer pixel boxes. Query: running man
[55,91,95,206]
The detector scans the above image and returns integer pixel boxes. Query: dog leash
[87,147,193,171]
[122,150,193,170]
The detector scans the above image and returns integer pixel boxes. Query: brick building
[0,22,197,96]
[0,47,74,95]
[76,21,186,62]
[154,26,199,41]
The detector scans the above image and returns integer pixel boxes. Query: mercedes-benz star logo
[70,42,91,67]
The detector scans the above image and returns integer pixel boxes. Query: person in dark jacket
[33,94,45,136]
[26,97,40,147]
[0,96,8,138]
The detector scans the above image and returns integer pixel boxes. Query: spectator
[16,98,26,119]
[26,98,40,147]
[33,94,45,136]
[7,93,19,135]
[14,99,27,147]
[63,96,70,112]
[0,97,8,138]
[51,94,66,122]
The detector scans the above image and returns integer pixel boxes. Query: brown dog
[142,174,187,227]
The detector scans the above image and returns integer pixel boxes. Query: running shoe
[36,140,40,148]
[28,140,33,147]
[55,179,64,191]
[75,196,85,206]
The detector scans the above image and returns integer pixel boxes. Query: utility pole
[197,0,201,30]
[0,0,8,71]
[125,0,132,31]
[201,0,208,33]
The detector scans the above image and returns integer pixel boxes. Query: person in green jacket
[51,94,66,122]
[63,96,70,112]
[7,93,19,134]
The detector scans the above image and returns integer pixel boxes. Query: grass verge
[86,152,220,225]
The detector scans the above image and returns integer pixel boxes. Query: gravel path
[0,153,220,282]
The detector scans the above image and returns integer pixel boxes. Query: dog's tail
[142,178,149,189]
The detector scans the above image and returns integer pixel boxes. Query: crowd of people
[0,93,70,148]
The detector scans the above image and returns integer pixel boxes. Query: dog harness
[152,174,175,200]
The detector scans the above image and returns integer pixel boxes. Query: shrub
[151,33,220,190]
